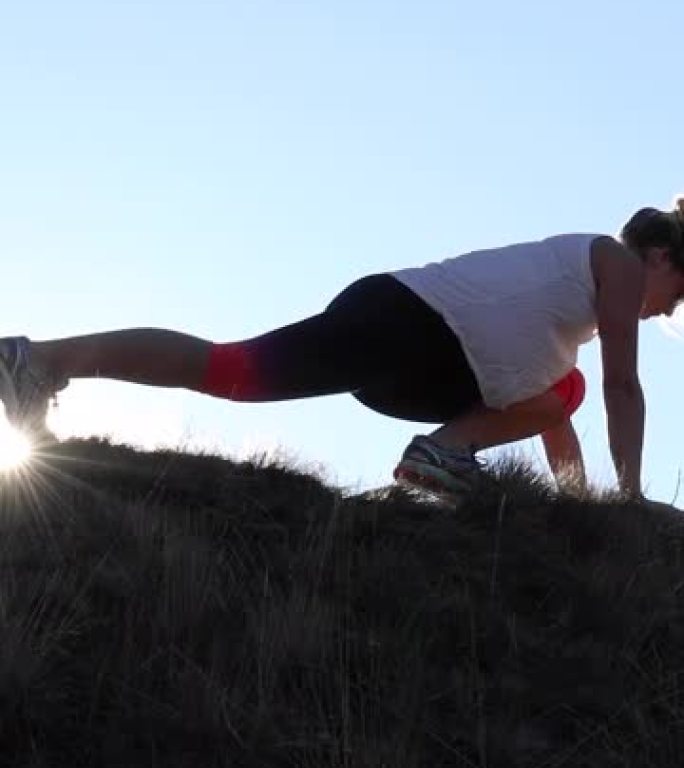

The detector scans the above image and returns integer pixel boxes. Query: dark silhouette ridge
[0,437,681,767]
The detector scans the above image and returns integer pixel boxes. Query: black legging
[201,274,483,424]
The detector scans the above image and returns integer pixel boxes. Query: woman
[1,199,682,499]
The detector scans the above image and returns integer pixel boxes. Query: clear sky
[1,0,683,502]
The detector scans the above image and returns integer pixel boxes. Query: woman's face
[640,248,684,319]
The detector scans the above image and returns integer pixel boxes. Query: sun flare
[0,423,32,470]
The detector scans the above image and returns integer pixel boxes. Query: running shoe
[393,435,485,497]
[0,337,68,435]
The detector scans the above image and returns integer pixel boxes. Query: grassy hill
[0,437,682,767]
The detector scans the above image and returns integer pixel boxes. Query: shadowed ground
[0,437,682,767]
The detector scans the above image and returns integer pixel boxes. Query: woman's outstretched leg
[0,331,215,435]
[33,329,212,390]
[0,278,400,432]
[29,275,427,402]
[2,320,349,433]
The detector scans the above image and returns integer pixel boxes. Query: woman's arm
[541,419,586,491]
[591,237,645,497]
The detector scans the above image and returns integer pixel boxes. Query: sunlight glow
[0,423,32,470]
[47,383,189,452]
[658,309,684,341]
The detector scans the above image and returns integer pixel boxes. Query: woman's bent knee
[550,368,586,419]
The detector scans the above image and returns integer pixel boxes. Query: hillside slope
[0,438,682,767]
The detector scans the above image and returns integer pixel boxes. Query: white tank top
[390,234,601,409]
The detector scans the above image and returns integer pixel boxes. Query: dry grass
[0,438,682,767]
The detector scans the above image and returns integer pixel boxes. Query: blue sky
[1,0,683,502]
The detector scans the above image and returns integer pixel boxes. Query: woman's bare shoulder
[590,236,642,290]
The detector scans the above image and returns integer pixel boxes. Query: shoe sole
[393,467,473,507]
[394,459,474,492]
